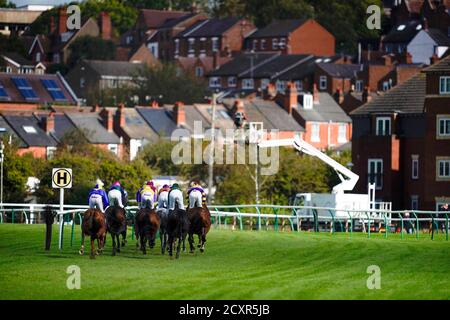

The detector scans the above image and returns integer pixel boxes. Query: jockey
[187,180,206,209]
[157,184,171,209]
[168,183,185,210]
[140,181,156,209]
[108,181,125,208]
[88,179,109,212]
[136,180,156,207]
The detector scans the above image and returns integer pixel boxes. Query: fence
[0,203,448,248]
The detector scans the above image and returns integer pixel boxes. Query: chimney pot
[283,82,298,114]
[100,108,113,132]
[43,112,55,134]
[313,83,320,104]
[174,102,185,125]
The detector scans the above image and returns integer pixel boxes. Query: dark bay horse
[135,207,160,255]
[156,208,169,254]
[105,206,127,256]
[167,205,190,259]
[79,208,107,259]
[187,205,211,253]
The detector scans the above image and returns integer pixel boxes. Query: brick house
[314,63,361,96]
[1,53,46,74]
[245,19,335,57]
[173,17,255,60]
[350,55,450,210]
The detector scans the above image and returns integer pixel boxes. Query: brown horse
[79,208,107,259]
[134,208,160,255]
[105,206,127,256]
[187,205,211,253]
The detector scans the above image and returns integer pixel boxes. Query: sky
[11,0,69,7]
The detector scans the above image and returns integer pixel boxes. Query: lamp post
[207,90,227,204]
[0,141,4,208]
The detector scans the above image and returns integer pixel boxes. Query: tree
[131,63,209,105]
[0,0,15,8]
[79,0,138,35]
[68,36,116,67]
[124,0,210,11]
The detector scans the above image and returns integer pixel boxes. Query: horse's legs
[182,235,186,253]
[141,233,147,255]
[188,232,195,253]
[121,230,127,247]
[160,230,165,254]
[200,227,206,253]
[90,236,96,259]
[116,234,121,253]
[79,233,85,255]
[197,234,201,248]
[111,233,116,256]
[176,235,182,259]
[168,235,173,257]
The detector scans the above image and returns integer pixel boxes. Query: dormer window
[242,78,254,89]
[376,117,391,136]
[439,76,450,94]
[319,76,327,90]
[303,94,313,110]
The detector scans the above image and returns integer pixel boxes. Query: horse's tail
[87,213,99,235]
[144,199,152,209]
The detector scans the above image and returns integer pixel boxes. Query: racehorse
[134,206,160,255]
[79,208,107,259]
[105,205,127,256]
[156,207,169,254]
[167,205,190,259]
[187,205,211,253]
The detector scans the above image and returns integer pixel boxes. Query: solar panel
[41,79,67,101]
[12,77,38,100]
[0,81,9,99]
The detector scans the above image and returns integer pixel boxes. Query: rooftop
[176,17,244,38]
[247,19,307,38]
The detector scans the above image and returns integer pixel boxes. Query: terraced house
[350,54,450,211]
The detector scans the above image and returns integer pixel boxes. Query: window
[276,80,286,92]
[252,39,258,51]
[46,146,57,159]
[356,80,363,92]
[228,76,237,88]
[439,76,450,94]
[279,38,286,50]
[195,66,203,77]
[53,53,60,64]
[368,159,383,190]
[319,76,327,90]
[260,39,266,50]
[311,123,320,142]
[438,159,450,178]
[6,66,12,73]
[411,155,419,180]
[438,117,450,137]
[242,78,254,89]
[411,196,419,211]
[338,124,347,143]
[294,80,303,91]
[376,117,391,136]
[212,37,219,52]
[36,52,41,62]
[199,38,206,55]
[209,77,221,88]
[272,38,278,50]
[23,126,37,134]
[174,39,180,56]
[108,144,118,156]
[260,79,270,89]
[188,38,195,55]
[80,77,85,88]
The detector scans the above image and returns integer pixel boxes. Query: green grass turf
[0,224,448,300]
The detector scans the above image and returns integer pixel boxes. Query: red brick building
[350,55,450,210]
[245,19,335,57]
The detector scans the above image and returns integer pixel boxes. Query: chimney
[100,108,113,132]
[383,55,393,66]
[283,82,297,114]
[174,102,185,125]
[423,18,429,31]
[99,11,112,41]
[43,112,55,134]
[233,99,246,128]
[313,83,320,104]
[362,86,372,104]
[58,7,68,34]
[430,53,439,65]
[116,103,126,128]
[151,100,159,108]
[263,83,276,100]
[50,16,56,34]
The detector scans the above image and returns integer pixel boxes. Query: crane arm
[258,137,359,193]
